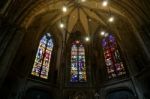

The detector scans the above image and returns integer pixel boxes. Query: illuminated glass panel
[70,40,87,82]
[102,35,126,79]
[31,33,53,79]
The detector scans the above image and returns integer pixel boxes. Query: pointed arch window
[102,34,126,79]
[70,40,87,82]
[31,33,53,79]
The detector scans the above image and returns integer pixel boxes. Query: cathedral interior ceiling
[7,0,149,39]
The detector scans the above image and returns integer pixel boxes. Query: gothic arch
[106,88,136,99]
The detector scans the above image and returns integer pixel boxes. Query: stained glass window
[70,40,87,82]
[102,34,126,79]
[31,33,53,79]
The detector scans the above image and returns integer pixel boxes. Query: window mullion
[77,46,80,82]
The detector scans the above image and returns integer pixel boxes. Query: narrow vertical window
[70,40,87,82]
[31,33,53,79]
[102,34,126,79]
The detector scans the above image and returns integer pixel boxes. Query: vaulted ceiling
[10,0,149,35]
[5,0,150,39]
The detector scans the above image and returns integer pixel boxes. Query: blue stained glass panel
[70,41,87,82]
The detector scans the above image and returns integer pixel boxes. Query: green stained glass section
[31,33,53,79]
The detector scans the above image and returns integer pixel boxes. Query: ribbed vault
[0,0,145,42]
[6,0,149,40]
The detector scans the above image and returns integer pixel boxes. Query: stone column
[0,26,25,88]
